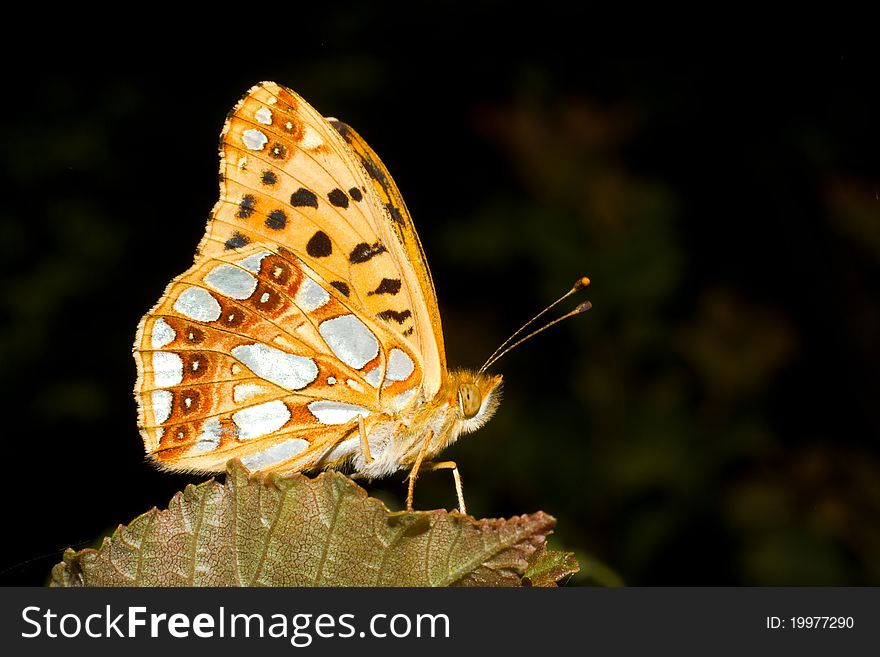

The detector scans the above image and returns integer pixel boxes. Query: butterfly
[134,81,589,514]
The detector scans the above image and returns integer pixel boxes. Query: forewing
[326,118,447,392]
[201,81,443,392]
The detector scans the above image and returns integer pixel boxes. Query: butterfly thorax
[347,370,502,480]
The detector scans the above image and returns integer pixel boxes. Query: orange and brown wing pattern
[199,82,439,375]
[327,119,447,394]
[134,243,421,474]
[132,81,448,474]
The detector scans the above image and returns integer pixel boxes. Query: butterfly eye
[458,383,482,419]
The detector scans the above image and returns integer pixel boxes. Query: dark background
[1,15,878,585]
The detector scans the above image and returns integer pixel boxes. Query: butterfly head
[450,369,503,435]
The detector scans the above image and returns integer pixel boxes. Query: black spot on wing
[306,231,332,258]
[224,232,250,250]
[290,188,318,209]
[327,188,349,208]
[385,202,404,225]
[328,119,350,138]
[237,194,256,219]
[359,154,388,188]
[265,209,287,230]
[330,281,350,297]
[368,278,401,296]
[261,170,277,186]
[349,241,387,264]
[349,187,363,202]
[377,309,412,324]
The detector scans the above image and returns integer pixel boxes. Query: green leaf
[522,546,580,586]
[52,461,575,587]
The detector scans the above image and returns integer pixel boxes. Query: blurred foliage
[1,17,877,585]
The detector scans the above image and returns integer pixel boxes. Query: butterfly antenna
[479,276,591,373]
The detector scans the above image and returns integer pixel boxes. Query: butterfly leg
[406,430,435,512]
[358,414,373,464]
[420,461,466,515]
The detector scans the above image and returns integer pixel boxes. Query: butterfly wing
[134,244,421,473]
[324,118,447,393]
[133,82,440,474]
[202,82,444,390]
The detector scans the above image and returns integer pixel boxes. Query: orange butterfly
[133,82,588,513]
